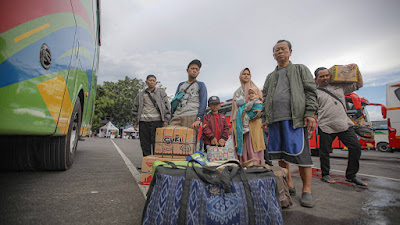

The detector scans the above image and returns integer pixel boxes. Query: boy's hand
[134,124,138,130]
[218,139,226,147]
[211,138,218,146]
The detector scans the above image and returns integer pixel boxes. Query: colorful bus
[0,0,101,170]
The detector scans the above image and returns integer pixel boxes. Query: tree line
[92,76,167,132]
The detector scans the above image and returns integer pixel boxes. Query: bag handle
[145,90,161,115]
[160,161,178,169]
[317,87,347,112]
[189,160,232,193]
[183,81,195,94]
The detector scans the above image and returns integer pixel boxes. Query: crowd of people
[131,39,367,209]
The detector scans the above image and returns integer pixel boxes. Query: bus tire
[376,142,390,152]
[0,136,40,171]
[40,98,82,170]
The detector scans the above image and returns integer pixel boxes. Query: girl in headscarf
[231,68,265,164]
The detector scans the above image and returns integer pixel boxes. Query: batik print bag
[142,161,283,225]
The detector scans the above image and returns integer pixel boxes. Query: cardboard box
[206,146,235,162]
[329,64,360,83]
[141,155,186,173]
[141,172,152,185]
[155,126,197,156]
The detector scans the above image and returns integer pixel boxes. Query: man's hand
[253,110,261,119]
[163,122,168,127]
[261,123,268,132]
[304,117,316,134]
[134,124,138,130]
[211,138,218,146]
[218,139,226,147]
[191,120,201,129]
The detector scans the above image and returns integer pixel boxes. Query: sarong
[268,120,313,167]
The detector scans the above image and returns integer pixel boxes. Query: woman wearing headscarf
[231,68,265,164]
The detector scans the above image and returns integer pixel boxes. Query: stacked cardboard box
[140,126,197,185]
[140,155,186,185]
[154,126,197,157]
[329,64,361,83]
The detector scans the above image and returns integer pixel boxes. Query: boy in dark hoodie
[202,96,230,151]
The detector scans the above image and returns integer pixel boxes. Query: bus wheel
[376,142,390,152]
[40,98,82,170]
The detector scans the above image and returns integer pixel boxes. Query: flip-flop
[346,177,368,188]
[321,175,336,184]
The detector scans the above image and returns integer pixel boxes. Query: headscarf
[231,68,263,121]
[248,87,263,102]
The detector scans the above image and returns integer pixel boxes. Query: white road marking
[312,166,400,182]
[330,157,400,168]
[111,139,148,199]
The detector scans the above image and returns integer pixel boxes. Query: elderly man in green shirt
[261,40,318,208]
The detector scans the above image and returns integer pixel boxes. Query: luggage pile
[140,126,196,185]
[142,160,284,225]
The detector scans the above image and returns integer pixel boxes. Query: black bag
[171,82,195,111]
[142,160,283,225]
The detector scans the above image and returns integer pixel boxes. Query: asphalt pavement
[1,137,400,225]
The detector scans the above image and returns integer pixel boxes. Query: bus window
[395,88,400,101]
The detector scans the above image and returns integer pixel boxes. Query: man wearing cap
[132,75,171,156]
[202,96,230,150]
[170,59,208,129]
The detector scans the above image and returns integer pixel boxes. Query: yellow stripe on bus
[37,76,73,135]
[14,23,50,43]
[387,107,400,111]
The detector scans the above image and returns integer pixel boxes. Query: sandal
[289,187,296,196]
[321,175,336,184]
[346,177,367,188]
[300,192,316,208]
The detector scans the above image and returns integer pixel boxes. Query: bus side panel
[0,4,77,135]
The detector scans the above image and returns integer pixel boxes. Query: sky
[98,0,400,121]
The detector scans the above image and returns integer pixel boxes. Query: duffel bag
[142,160,283,225]
[242,159,293,208]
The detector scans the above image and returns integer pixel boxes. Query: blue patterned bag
[142,161,283,225]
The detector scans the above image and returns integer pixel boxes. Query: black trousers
[318,127,362,179]
[139,121,163,156]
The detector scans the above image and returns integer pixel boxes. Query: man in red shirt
[202,96,230,151]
